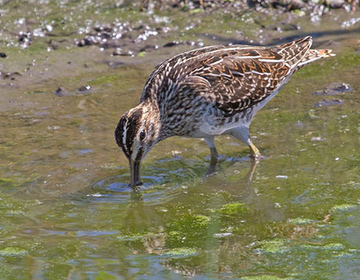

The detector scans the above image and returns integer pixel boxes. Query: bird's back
[140,37,332,113]
[139,37,334,137]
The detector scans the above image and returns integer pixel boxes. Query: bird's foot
[249,142,261,160]
[129,181,143,190]
[205,164,217,176]
[250,152,261,161]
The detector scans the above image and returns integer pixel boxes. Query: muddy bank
[0,0,359,59]
[0,0,359,98]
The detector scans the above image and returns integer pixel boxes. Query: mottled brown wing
[140,37,314,116]
[139,45,237,102]
[191,37,313,116]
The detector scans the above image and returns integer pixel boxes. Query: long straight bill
[129,159,141,189]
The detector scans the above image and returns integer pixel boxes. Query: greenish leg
[229,127,261,160]
[205,137,218,175]
[249,140,261,160]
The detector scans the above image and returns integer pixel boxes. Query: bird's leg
[229,127,261,160]
[210,147,218,167]
[249,140,261,160]
[204,137,218,175]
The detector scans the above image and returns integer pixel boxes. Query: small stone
[288,0,306,10]
[0,52,7,58]
[113,48,122,56]
[77,85,92,94]
[315,99,344,107]
[77,38,92,47]
[54,86,70,96]
[45,24,53,32]
[3,72,22,80]
[311,136,325,141]
[164,41,179,47]
[327,0,345,8]
[213,232,232,238]
[313,83,352,96]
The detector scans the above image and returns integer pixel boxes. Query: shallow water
[1,1,360,279]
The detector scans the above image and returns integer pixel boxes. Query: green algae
[0,178,15,185]
[331,204,358,213]
[161,247,198,257]
[5,210,25,216]
[288,217,316,225]
[95,271,118,280]
[255,239,289,254]
[166,214,212,247]
[0,247,28,256]
[323,243,346,250]
[300,243,346,251]
[116,234,145,242]
[89,73,124,86]
[220,202,248,216]
[172,214,212,228]
[137,51,147,57]
[241,276,293,280]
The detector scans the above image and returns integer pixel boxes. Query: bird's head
[114,104,160,188]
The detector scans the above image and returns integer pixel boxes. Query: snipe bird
[115,36,334,188]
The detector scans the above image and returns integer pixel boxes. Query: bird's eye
[139,130,146,141]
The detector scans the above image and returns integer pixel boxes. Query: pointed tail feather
[297,48,335,67]
[274,36,313,68]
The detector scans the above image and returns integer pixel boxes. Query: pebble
[313,83,353,96]
[77,85,92,94]
[163,40,203,48]
[213,233,232,238]
[327,0,345,9]
[54,86,70,96]
[288,0,306,10]
[2,72,22,80]
[315,99,344,107]
[311,136,326,141]
[0,52,6,58]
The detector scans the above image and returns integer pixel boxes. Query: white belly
[192,85,283,138]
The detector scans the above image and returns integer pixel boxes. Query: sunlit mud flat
[0,1,360,278]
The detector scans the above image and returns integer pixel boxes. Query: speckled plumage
[115,36,334,187]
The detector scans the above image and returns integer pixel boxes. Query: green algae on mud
[220,202,248,216]
[161,247,198,258]
[254,239,290,254]
[0,247,28,257]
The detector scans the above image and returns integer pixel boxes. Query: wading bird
[115,36,334,188]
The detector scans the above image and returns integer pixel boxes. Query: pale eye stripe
[131,123,146,161]
[122,119,129,154]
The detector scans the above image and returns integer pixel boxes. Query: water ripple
[90,173,182,205]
